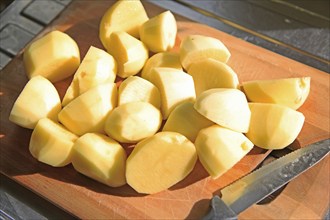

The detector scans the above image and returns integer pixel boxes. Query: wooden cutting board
[0,1,329,219]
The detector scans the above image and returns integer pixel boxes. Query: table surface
[0,0,329,219]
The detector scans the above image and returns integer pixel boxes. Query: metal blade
[221,139,330,214]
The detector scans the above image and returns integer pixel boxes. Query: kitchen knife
[203,138,330,220]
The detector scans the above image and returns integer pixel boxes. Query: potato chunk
[188,58,239,96]
[29,118,78,167]
[195,125,254,179]
[99,0,148,50]
[9,76,61,129]
[141,52,182,81]
[104,102,162,143]
[71,133,127,187]
[163,101,214,142]
[23,30,80,82]
[194,88,251,133]
[107,31,148,78]
[118,76,161,109]
[58,83,117,136]
[62,46,117,106]
[180,35,230,71]
[246,103,305,149]
[126,131,197,194]
[149,67,196,119]
[139,10,177,53]
[242,77,311,110]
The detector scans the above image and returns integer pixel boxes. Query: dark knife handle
[203,196,238,220]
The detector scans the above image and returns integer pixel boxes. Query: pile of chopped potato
[9,0,310,194]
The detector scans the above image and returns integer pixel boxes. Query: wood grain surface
[0,1,329,219]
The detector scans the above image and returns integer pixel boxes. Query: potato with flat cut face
[126,131,197,194]
[163,101,214,142]
[118,76,161,109]
[148,67,196,119]
[62,46,117,106]
[195,125,254,179]
[71,133,127,187]
[188,58,239,96]
[24,30,80,83]
[9,76,61,129]
[242,77,311,110]
[104,102,162,143]
[194,88,251,133]
[58,83,117,136]
[180,34,230,71]
[140,10,177,53]
[107,31,148,78]
[29,118,78,167]
[141,52,182,81]
[99,0,148,50]
[246,103,305,149]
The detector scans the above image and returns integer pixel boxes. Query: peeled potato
[194,88,251,133]
[118,76,161,109]
[180,34,230,71]
[107,31,148,78]
[139,10,177,53]
[188,58,239,96]
[58,83,117,136]
[71,133,127,187]
[246,103,305,149]
[23,30,80,82]
[195,125,254,179]
[99,0,148,50]
[9,76,61,129]
[29,118,78,167]
[126,131,197,194]
[141,52,182,81]
[242,77,311,110]
[149,67,196,119]
[104,102,162,143]
[163,101,214,142]
[62,46,117,106]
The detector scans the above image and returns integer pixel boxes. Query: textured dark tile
[22,0,65,25]
[55,0,72,6]
[0,24,34,56]
[0,52,12,70]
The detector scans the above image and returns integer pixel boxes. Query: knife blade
[203,138,330,220]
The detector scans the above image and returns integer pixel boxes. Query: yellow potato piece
[99,0,148,50]
[29,118,78,167]
[195,125,254,179]
[71,133,127,187]
[107,31,148,78]
[58,83,117,136]
[118,76,161,109]
[141,52,182,81]
[62,46,117,106]
[149,67,196,119]
[194,88,251,133]
[188,58,239,96]
[242,77,311,110]
[104,102,162,143]
[163,101,214,142]
[9,76,61,129]
[126,131,197,194]
[180,34,230,71]
[140,10,177,53]
[23,30,80,82]
[246,103,305,149]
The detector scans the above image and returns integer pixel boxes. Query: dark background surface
[0,0,329,219]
